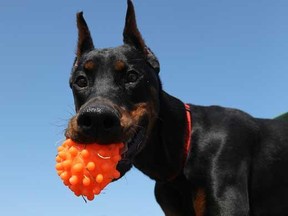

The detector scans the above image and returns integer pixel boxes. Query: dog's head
[65,0,161,177]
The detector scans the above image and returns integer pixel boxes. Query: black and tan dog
[65,1,288,215]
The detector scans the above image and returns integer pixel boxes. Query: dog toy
[56,139,124,201]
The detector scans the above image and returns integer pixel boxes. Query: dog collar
[184,104,192,161]
[167,103,192,182]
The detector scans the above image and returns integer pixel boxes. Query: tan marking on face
[193,188,206,216]
[65,116,78,139]
[120,109,133,129]
[130,103,148,123]
[84,60,96,71]
[114,60,126,72]
[119,101,158,140]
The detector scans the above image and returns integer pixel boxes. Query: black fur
[66,1,288,215]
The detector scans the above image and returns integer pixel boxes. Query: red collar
[167,103,192,181]
[184,104,192,161]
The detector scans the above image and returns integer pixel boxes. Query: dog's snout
[77,105,121,144]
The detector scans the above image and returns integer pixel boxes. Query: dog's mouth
[115,118,149,178]
[66,114,148,157]
[121,126,146,160]
[65,109,150,177]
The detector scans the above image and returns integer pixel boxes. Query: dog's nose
[77,105,121,144]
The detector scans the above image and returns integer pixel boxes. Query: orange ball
[56,139,124,201]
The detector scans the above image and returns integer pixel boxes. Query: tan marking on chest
[193,188,206,216]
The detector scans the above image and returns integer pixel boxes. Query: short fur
[65,1,288,215]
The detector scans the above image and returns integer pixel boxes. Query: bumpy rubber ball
[56,139,124,201]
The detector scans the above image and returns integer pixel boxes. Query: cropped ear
[76,12,94,59]
[123,0,160,73]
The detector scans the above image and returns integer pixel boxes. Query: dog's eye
[75,76,88,88]
[126,71,139,83]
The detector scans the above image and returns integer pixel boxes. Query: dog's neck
[133,91,189,181]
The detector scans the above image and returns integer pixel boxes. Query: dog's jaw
[122,120,147,159]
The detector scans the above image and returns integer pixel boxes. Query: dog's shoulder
[186,104,262,166]
[189,104,259,133]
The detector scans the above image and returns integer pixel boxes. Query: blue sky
[1,0,288,215]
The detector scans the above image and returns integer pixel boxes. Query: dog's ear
[76,12,94,59]
[123,0,160,73]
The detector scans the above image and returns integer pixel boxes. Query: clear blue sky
[1,0,288,215]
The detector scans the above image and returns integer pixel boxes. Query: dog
[65,1,288,215]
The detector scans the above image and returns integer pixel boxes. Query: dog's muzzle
[77,104,122,144]
[66,101,152,177]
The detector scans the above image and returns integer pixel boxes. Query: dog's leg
[155,181,195,216]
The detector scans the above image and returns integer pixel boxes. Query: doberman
[65,1,288,215]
